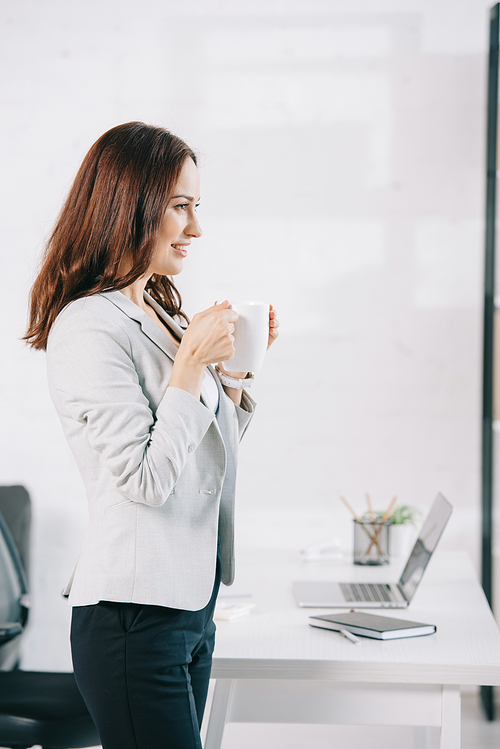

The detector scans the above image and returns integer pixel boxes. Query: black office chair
[0,486,100,749]
[0,493,28,671]
[0,485,32,586]
[0,670,100,749]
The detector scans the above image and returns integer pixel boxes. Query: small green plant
[389,505,421,527]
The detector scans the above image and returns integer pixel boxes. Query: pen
[339,628,360,644]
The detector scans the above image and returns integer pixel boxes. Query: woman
[25,121,278,749]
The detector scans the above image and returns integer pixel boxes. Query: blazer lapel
[101,290,179,362]
[143,291,186,343]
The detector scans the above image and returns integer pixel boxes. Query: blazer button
[188,444,195,453]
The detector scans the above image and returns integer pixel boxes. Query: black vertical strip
[483,2,499,608]
[481,2,499,723]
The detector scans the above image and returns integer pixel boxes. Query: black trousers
[70,557,221,749]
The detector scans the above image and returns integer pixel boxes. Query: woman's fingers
[267,304,279,348]
[182,302,238,365]
[197,300,230,318]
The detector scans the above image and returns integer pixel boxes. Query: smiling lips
[171,243,189,257]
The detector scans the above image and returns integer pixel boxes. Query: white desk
[205,550,500,749]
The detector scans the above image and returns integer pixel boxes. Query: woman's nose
[187,214,202,238]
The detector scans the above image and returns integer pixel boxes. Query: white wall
[0,0,495,670]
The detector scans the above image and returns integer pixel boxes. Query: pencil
[381,495,398,523]
[339,494,362,522]
[365,495,398,556]
[366,492,375,522]
[339,628,360,644]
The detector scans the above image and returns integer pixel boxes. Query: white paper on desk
[214,602,256,621]
[300,538,343,561]
[218,587,253,598]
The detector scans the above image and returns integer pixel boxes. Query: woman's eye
[174,203,188,210]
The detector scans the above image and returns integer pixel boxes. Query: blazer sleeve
[46,308,216,507]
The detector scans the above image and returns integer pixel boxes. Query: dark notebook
[309,611,436,640]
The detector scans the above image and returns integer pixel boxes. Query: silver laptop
[293,493,453,608]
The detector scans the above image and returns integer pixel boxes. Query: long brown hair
[25,122,196,350]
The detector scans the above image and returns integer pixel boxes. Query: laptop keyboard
[340,582,396,603]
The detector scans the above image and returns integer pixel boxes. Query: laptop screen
[398,493,453,603]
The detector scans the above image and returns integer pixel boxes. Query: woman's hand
[179,301,238,366]
[267,304,279,349]
[169,301,237,399]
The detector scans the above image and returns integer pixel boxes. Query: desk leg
[204,679,234,749]
[440,685,461,749]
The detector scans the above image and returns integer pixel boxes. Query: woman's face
[149,157,202,277]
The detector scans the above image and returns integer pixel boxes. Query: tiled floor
[7,687,499,748]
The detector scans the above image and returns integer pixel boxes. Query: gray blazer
[46,290,255,611]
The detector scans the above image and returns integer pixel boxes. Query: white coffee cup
[224,301,270,372]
